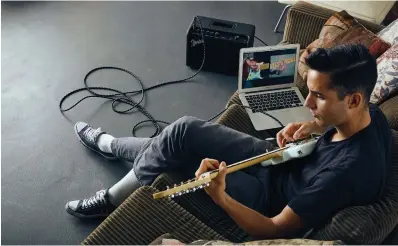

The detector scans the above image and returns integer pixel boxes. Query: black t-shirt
[270,104,392,229]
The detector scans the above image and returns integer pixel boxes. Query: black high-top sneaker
[74,122,117,160]
[65,189,117,219]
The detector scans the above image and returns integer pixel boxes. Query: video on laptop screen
[241,48,297,89]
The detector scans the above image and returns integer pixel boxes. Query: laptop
[238,44,313,130]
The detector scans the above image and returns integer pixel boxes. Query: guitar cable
[59,17,282,138]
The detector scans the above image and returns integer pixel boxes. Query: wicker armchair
[83,2,398,245]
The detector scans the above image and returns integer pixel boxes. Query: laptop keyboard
[245,90,303,113]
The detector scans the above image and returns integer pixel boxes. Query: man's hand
[276,120,324,147]
[195,159,303,239]
[195,158,228,205]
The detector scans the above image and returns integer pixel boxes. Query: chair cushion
[304,1,396,24]
[150,235,343,245]
[83,186,226,245]
[379,95,398,131]
[298,10,391,82]
[308,130,398,244]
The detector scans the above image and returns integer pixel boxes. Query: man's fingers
[219,162,227,175]
[276,131,284,148]
[282,130,294,142]
[195,159,219,178]
[205,158,220,168]
[203,158,219,170]
[293,125,309,140]
[195,161,207,178]
[293,130,303,140]
[215,161,227,181]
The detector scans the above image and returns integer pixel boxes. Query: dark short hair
[305,44,377,104]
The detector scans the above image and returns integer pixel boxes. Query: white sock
[97,134,115,153]
[108,168,141,205]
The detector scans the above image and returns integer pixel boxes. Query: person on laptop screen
[65,44,391,242]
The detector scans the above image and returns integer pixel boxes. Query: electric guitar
[152,135,319,200]
[247,57,296,81]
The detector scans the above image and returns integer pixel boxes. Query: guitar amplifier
[186,16,255,76]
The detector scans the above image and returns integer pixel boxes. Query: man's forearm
[217,192,280,239]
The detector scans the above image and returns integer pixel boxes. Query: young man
[66,44,392,239]
[246,58,264,81]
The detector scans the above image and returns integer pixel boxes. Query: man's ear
[347,93,362,109]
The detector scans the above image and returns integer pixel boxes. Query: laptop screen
[241,48,297,89]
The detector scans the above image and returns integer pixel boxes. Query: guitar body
[261,137,318,166]
[247,69,263,81]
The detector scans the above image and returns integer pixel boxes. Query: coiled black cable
[59,17,279,138]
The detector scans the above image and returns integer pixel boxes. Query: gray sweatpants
[110,116,275,212]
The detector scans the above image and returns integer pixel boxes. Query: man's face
[304,69,350,127]
[246,59,255,69]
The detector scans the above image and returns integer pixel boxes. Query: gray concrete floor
[1,1,285,244]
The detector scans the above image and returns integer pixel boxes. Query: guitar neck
[207,147,285,179]
[259,58,296,70]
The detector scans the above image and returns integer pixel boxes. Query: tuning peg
[171,194,175,198]
[166,186,170,190]
[206,183,210,187]
[178,192,182,196]
[193,187,197,192]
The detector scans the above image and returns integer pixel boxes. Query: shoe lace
[81,190,107,209]
[83,127,102,143]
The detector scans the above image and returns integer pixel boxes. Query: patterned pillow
[378,19,398,45]
[298,11,391,82]
[370,44,398,104]
[150,234,344,245]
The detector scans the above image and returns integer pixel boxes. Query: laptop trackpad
[249,107,314,131]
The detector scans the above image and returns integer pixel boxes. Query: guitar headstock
[153,172,213,200]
